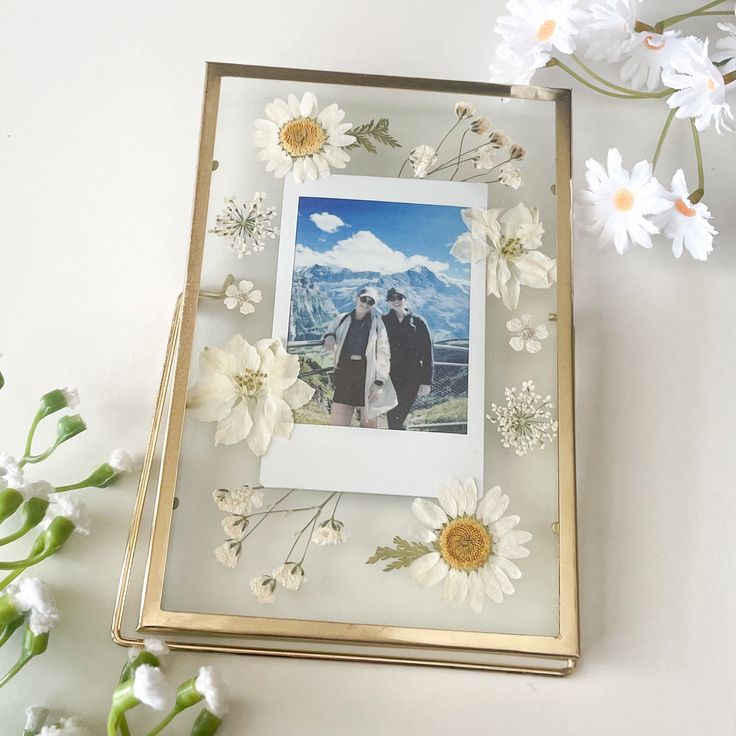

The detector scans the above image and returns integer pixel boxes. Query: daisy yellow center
[438,517,493,571]
[279,118,326,157]
[707,78,716,91]
[536,19,556,42]
[234,368,268,397]
[614,188,635,211]
[675,198,697,217]
[644,35,666,51]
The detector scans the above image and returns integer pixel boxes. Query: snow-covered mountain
[289,264,470,342]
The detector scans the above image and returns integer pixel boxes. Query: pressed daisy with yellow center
[614,187,635,211]
[438,516,493,571]
[536,19,556,42]
[234,368,268,397]
[675,198,697,217]
[278,117,327,157]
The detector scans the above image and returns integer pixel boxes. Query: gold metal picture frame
[112,62,578,675]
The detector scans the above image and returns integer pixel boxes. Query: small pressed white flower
[488,380,558,456]
[253,92,356,183]
[210,194,278,258]
[212,486,264,515]
[224,280,263,316]
[311,519,348,545]
[187,336,315,455]
[195,665,229,718]
[109,449,133,474]
[132,664,175,712]
[506,314,549,353]
[409,145,437,178]
[409,479,532,612]
[499,163,524,189]
[489,131,510,148]
[662,37,734,134]
[20,480,54,500]
[509,143,527,160]
[652,170,717,261]
[470,117,492,135]
[619,30,689,91]
[455,101,476,119]
[6,578,59,635]
[214,540,242,568]
[250,575,277,604]
[41,496,90,535]
[273,562,305,590]
[221,514,248,540]
[581,148,670,254]
[40,717,91,736]
[0,451,23,491]
[473,144,497,170]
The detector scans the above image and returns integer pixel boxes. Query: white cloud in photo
[295,230,449,275]
[309,211,346,233]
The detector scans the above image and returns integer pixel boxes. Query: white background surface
[2,0,736,733]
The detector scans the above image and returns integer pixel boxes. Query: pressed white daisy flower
[581,148,670,254]
[273,562,305,590]
[652,170,717,261]
[499,163,524,189]
[506,314,549,353]
[713,22,736,75]
[494,0,579,62]
[488,380,559,455]
[253,92,356,183]
[0,451,23,491]
[224,280,263,315]
[409,479,531,612]
[662,38,734,134]
[619,30,690,91]
[574,0,640,63]
[187,336,314,455]
[195,665,229,718]
[210,194,278,257]
[212,485,264,515]
[408,145,437,178]
[250,575,277,604]
[311,519,348,545]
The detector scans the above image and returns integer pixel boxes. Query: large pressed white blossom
[253,92,356,183]
[195,665,229,718]
[132,664,175,712]
[187,335,314,456]
[6,578,59,635]
[662,38,734,134]
[410,479,532,612]
[653,169,717,261]
[581,148,670,254]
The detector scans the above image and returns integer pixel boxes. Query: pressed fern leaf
[347,118,401,153]
[366,536,434,572]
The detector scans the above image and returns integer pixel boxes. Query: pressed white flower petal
[506,318,523,332]
[199,346,237,377]
[526,339,542,353]
[447,478,467,516]
[214,400,253,446]
[475,485,501,522]
[239,302,256,315]
[493,556,522,580]
[410,552,448,587]
[411,498,448,529]
[443,569,469,607]
[187,375,237,422]
[436,483,458,517]
[480,566,504,602]
[509,336,525,352]
[462,478,478,515]
[490,514,521,536]
[491,563,515,595]
[468,570,485,613]
[282,378,315,409]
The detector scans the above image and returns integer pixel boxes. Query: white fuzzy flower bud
[61,388,80,410]
[24,705,50,732]
[0,451,23,491]
[40,716,91,736]
[195,665,229,718]
[133,664,175,711]
[41,496,90,535]
[109,449,133,473]
[6,578,59,635]
[454,101,476,120]
[21,480,54,501]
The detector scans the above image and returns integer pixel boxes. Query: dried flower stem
[461,156,513,182]
[283,493,337,563]
[241,489,294,542]
[449,129,470,181]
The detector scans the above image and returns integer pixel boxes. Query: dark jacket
[382,310,433,385]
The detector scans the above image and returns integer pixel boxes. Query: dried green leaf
[366,536,434,572]
[347,118,401,153]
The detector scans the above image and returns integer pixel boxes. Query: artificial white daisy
[489,48,549,84]
[488,381,558,455]
[619,30,689,91]
[652,169,717,261]
[250,575,277,604]
[212,485,264,515]
[311,519,348,545]
[499,163,524,189]
[0,451,23,491]
[253,92,355,183]
[273,562,305,590]
[408,145,437,178]
[506,314,549,353]
[214,540,242,569]
[187,335,314,455]
[224,279,263,315]
[574,0,640,63]
[451,203,555,310]
[662,38,734,134]
[581,148,670,254]
[210,194,278,257]
[409,479,532,612]
[713,22,736,75]
[494,0,579,62]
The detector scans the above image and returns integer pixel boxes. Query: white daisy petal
[411,499,448,529]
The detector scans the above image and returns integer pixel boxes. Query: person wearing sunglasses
[381,287,433,430]
[322,286,397,428]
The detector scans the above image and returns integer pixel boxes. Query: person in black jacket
[381,287,433,430]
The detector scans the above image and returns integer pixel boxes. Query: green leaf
[347,118,401,153]
[366,536,434,572]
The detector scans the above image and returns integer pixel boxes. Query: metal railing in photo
[289,339,469,433]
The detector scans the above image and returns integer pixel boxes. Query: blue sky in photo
[294,196,471,281]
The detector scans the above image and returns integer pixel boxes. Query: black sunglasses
[387,295,405,302]
[359,296,375,306]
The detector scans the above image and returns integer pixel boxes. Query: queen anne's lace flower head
[409,479,532,612]
[210,194,278,258]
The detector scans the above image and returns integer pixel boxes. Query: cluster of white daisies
[489,0,736,261]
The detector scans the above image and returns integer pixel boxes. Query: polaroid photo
[260,174,487,497]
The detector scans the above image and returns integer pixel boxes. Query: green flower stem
[571,54,657,97]
[0,521,36,547]
[21,411,43,462]
[0,489,24,524]
[724,70,736,85]
[551,58,668,99]
[689,119,705,203]
[0,518,73,570]
[0,653,32,688]
[20,415,86,468]
[329,493,343,523]
[652,108,677,171]
[144,708,180,736]
[117,717,132,736]
[654,0,729,31]
[191,709,223,736]
[0,627,47,689]
[429,142,492,175]
[0,617,23,648]
[107,711,120,736]
[241,489,294,542]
